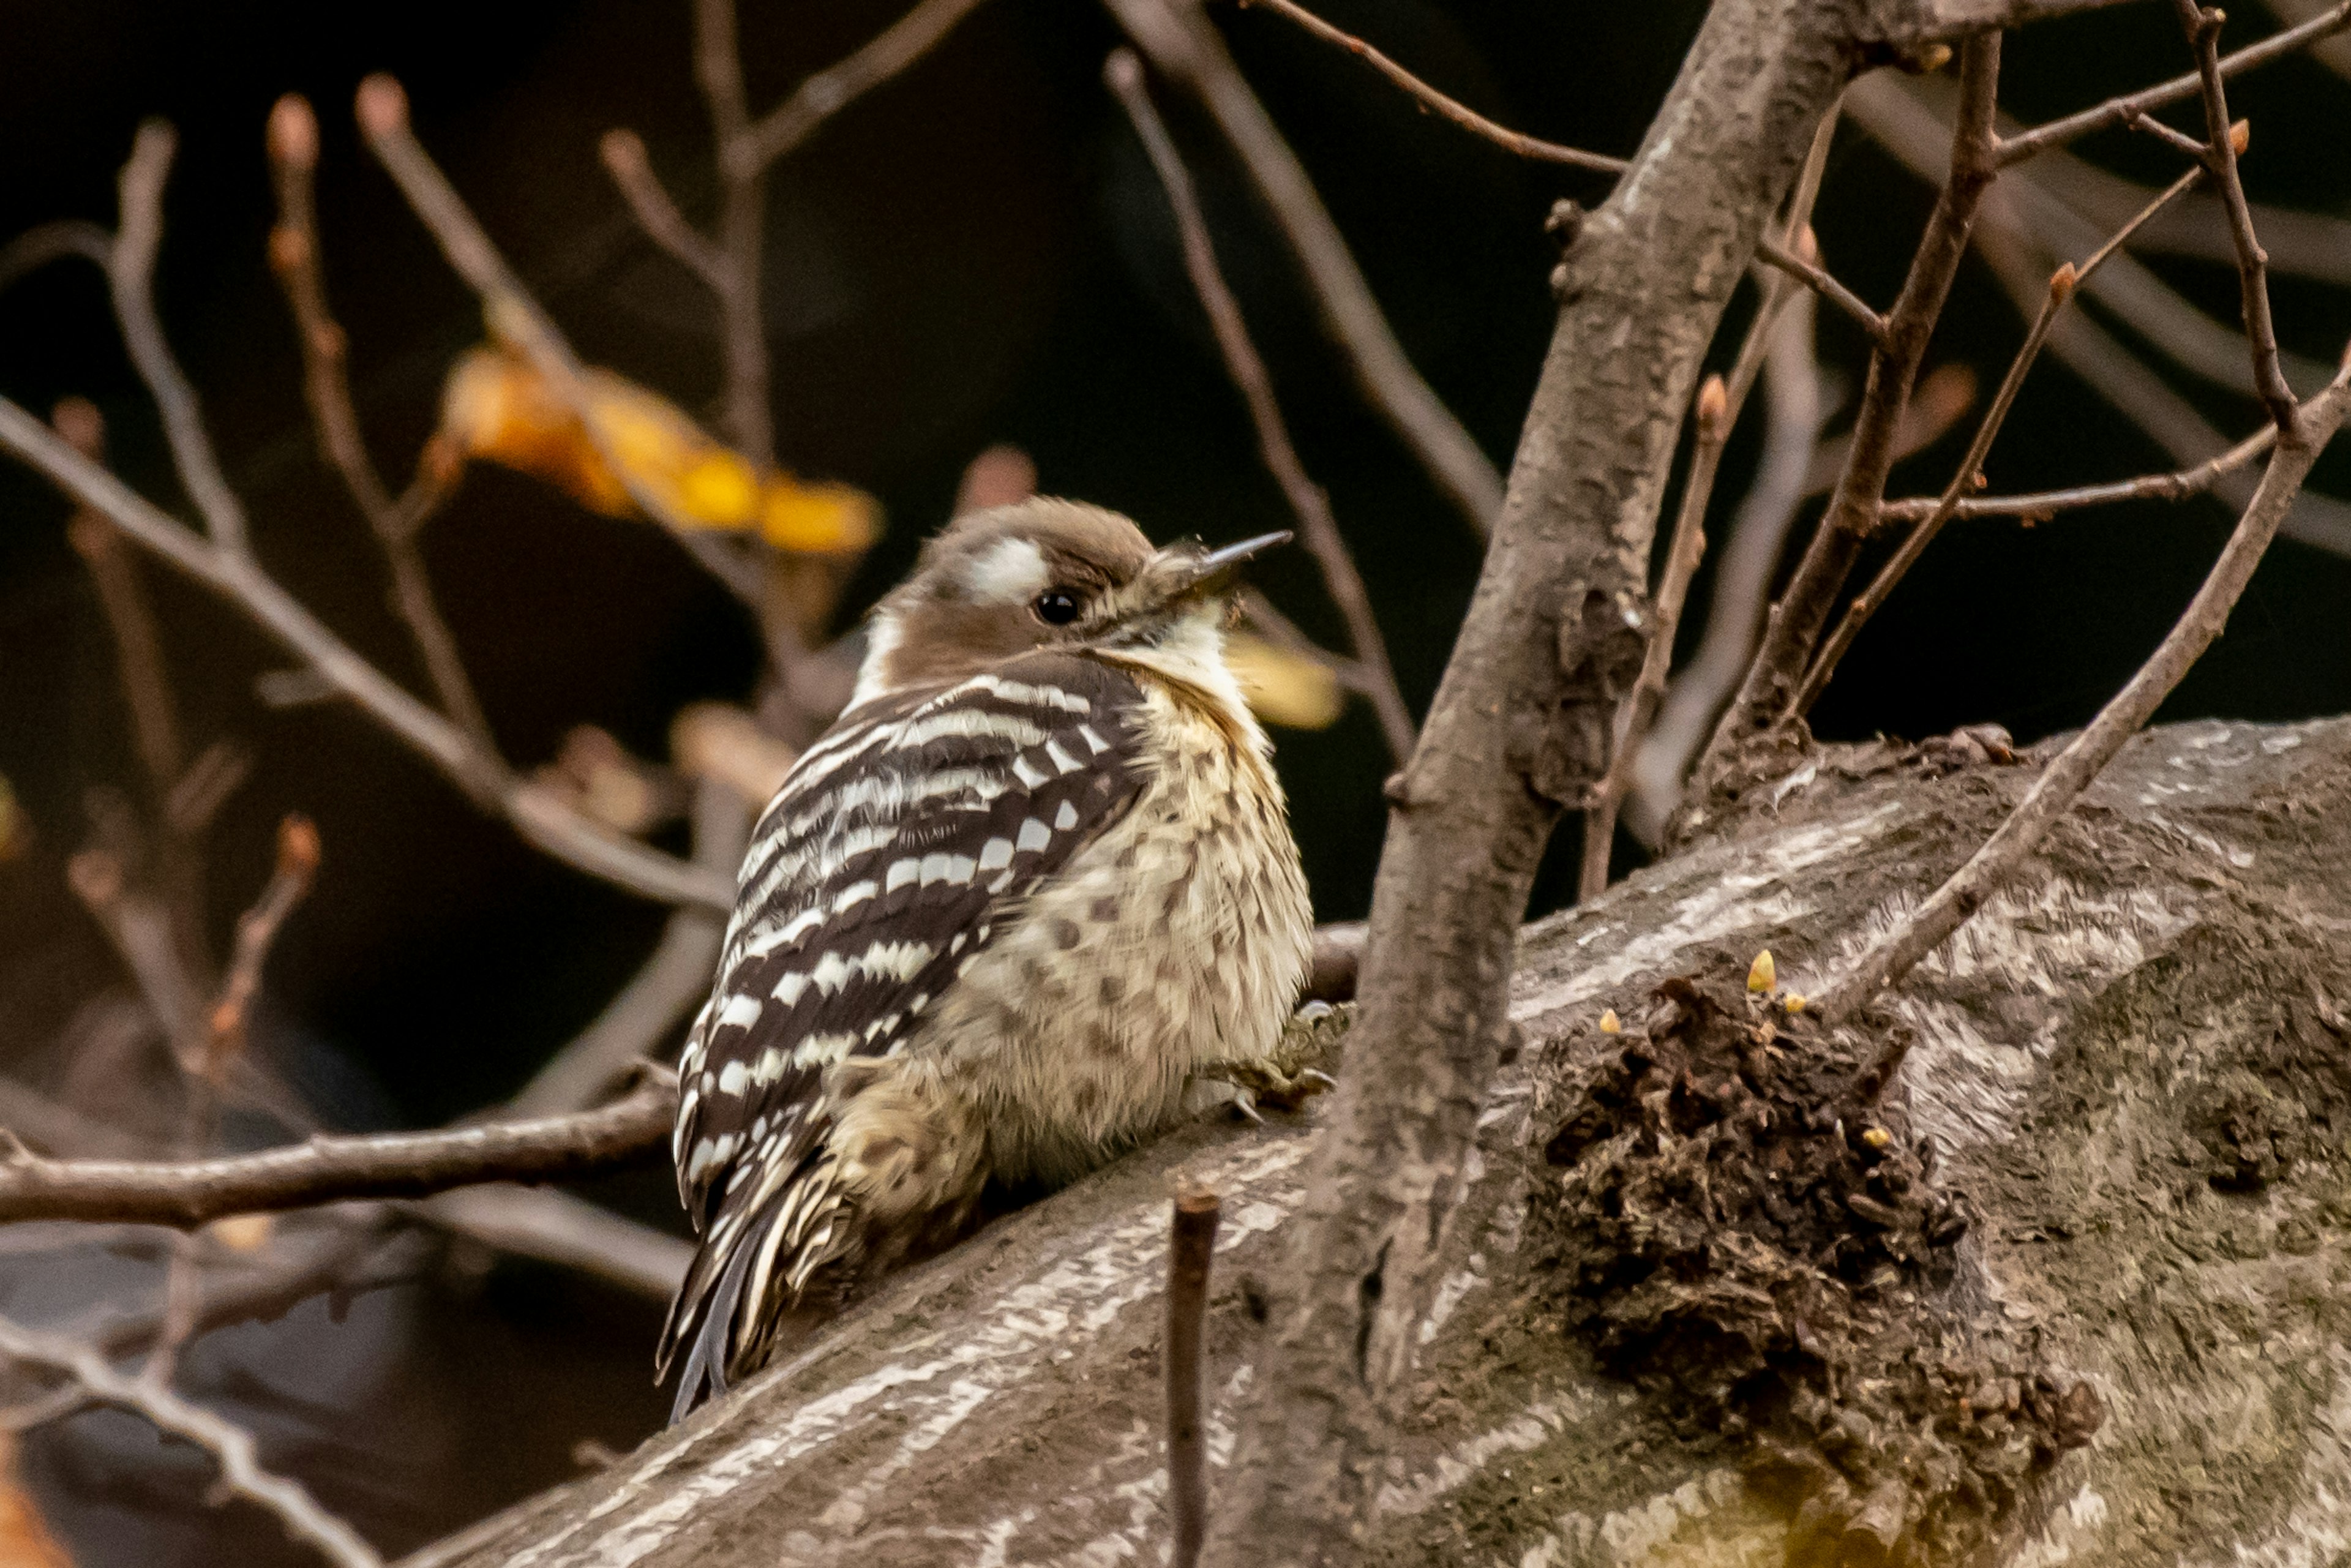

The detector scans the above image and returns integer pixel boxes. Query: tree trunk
[408,715,2351,1567]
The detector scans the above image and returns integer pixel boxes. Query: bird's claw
[1193,1002,1352,1118]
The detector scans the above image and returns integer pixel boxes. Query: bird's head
[848,498,1288,707]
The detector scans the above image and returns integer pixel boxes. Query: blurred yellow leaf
[0,1430,70,1567]
[437,347,877,555]
[1223,632,1345,730]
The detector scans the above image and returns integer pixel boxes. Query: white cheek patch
[961,536,1051,606]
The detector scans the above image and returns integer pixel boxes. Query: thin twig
[1694,33,2002,789]
[0,1313,384,1567]
[1627,295,1828,843]
[204,815,321,1079]
[1877,421,2278,522]
[0,219,111,291]
[59,400,214,988]
[267,94,497,756]
[1845,71,2351,560]
[1103,0,1504,536]
[1234,0,1625,173]
[692,0,775,467]
[2172,0,2297,425]
[0,1071,675,1228]
[1755,233,1886,345]
[1812,365,2349,1021]
[596,130,726,286]
[112,122,252,555]
[1789,158,2214,718]
[350,75,771,617]
[1109,51,1414,765]
[2124,110,2213,161]
[1995,0,2351,165]
[1581,103,1841,895]
[0,398,733,910]
[1165,1186,1221,1568]
[735,0,998,174]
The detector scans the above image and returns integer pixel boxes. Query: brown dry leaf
[1223,632,1346,730]
[437,347,878,555]
[0,1431,71,1568]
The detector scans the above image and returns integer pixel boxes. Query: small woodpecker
[659,499,1315,1419]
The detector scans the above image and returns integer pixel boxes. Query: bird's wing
[658,651,1150,1410]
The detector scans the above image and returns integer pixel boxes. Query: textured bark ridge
[411,716,2351,1568]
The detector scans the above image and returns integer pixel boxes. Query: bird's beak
[1155,530,1292,600]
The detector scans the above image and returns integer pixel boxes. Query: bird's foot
[1195,1002,1351,1120]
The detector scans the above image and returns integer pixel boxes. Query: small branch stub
[1166,1186,1222,1568]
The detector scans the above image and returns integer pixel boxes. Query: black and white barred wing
[659,653,1147,1389]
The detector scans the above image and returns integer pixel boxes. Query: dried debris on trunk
[1535,970,2102,1566]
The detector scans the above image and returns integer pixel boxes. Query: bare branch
[267,94,497,755]
[1790,158,2214,718]
[1629,295,1828,842]
[689,0,776,467]
[1813,366,2350,1020]
[418,1185,691,1299]
[2172,1,2297,425]
[1108,50,1415,765]
[204,814,320,1078]
[1755,231,1887,345]
[112,122,252,555]
[0,219,111,290]
[1205,0,1857,1551]
[735,0,997,174]
[0,1313,383,1567]
[596,129,727,286]
[1582,106,1840,897]
[1995,0,2351,164]
[0,398,732,910]
[1234,0,1625,173]
[0,1071,675,1228]
[1102,0,1505,536]
[1693,34,2003,799]
[1165,1187,1220,1568]
[1878,420,2278,522]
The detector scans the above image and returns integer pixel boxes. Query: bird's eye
[1033,590,1081,626]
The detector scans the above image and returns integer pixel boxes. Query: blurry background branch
[1102,0,1506,535]
[1108,50,1415,765]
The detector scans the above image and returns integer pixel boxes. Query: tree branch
[1108,50,1415,765]
[1692,33,2003,804]
[266,94,496,756]
[596,129,727,287]
[1101,0,1505,536]
[2172,0,2297,425]
[1813,362,2349,1019]
[734,0,998,174]
[1164,1187,1220,1568]
[111,122,252,555]
[1234,0,1625,173]
[1204,0,1858,1555]
[1877,419,2278,522]
[1996,0,2351,164]
[0,1313,384,1567]
[0,1072,675,1228]
[0,399,732,910]
[1583,105,1842,896]
[1790,155,2214,718]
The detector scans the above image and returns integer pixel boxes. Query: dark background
[0,0,2345,1557]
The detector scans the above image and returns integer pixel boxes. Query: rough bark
[410,714,2351,1567]
[1204,2,1866,1558]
